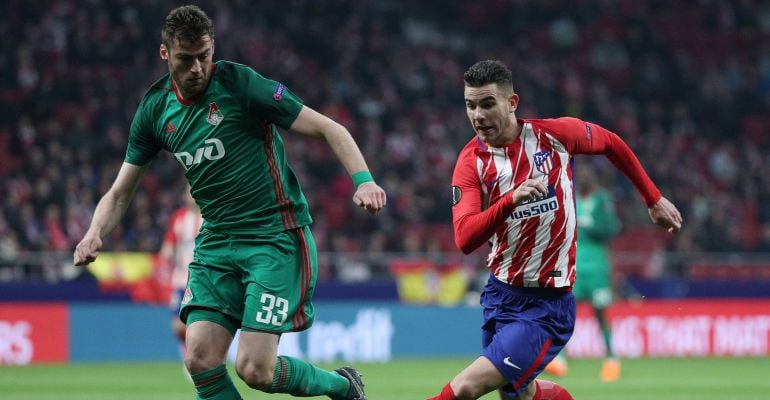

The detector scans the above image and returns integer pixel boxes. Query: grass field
[1,357,768,399]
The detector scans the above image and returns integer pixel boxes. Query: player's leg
[592,287,620,382]
[184,312,242,400]
[172,317,187,354]
[234,329,357,398]
[427,356,508,400]
[235,226,364,399]
[427,338,573,400]
[170,287,188,358]
[180,230,248,399]
[428,280,576,400]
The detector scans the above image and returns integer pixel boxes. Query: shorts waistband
[489,275,572,297]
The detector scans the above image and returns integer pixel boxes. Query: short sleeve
[124,98,162,166]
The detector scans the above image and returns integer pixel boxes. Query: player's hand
[648,196,682,234]
[512,179,548,205]
[74,235,103,266]
[353,181,387,215]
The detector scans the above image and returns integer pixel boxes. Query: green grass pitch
[1,357,768,399]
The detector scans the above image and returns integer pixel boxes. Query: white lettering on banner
[0,321,33,365]
[645,316,711,356]
[567,314,770,358]
[307,308,393,363]
[564,317,604,357]
[611,316,645,358]
[713,316,770,356]
[226,308,394,364]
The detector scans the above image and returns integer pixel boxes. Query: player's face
[464,83,519,147]
[160,35,214,99]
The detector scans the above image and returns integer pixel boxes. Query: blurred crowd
[2,0,770,271]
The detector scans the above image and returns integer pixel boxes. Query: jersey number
[255,293,289,326]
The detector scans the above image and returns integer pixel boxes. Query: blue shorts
[480,275,576,397]
[171,287,186,317]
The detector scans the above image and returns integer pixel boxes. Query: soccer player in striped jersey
[158,187,201,370]
[427,60,681,400]
[74,5,384,400]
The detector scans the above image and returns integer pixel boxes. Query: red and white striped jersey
[451,117,660,288]
[163,206,202,289]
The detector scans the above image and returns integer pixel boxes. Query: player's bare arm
[289,105,387,214]
[73,163,149,266]
[648,196,682,234]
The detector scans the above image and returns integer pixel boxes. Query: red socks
[427,380,572,400]
[426,383,457,400]
[533,380,574,400]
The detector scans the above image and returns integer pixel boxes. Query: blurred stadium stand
[1,0,770,300]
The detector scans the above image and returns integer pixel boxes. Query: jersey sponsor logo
[503,357,522,370]
[207,102,224,126]
[451,186,462,206]
[273,83,286,101]
[173,138,225,168]
[534,150,553,174]
[165,122,177,134]
[584,122,592,141]
[512,185,559,220]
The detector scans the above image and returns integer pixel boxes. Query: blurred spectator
[1,0,770,283]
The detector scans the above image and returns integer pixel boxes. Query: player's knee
[450,378,487,400]
[235,357,274,391]
[183,341,221,374]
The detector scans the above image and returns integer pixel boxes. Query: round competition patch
[452,185,462,206]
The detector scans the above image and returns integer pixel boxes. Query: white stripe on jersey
[482,123,577,288]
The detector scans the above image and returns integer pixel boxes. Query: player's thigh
[185,320,234,365]
[238,226,318,332]
[481,291,575,397]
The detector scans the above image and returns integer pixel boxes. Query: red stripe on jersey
[262,122,298,231]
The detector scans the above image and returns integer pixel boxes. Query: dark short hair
[463,60,514,93]
[162,5,214,48]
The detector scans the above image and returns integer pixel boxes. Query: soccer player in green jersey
[544,162,622,382]
[73,5,385,400]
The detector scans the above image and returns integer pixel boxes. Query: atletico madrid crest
[534,150,553,174]
[207,102,224,126]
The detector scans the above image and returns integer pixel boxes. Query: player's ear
[509,93,519,113]
[160,44,169,61]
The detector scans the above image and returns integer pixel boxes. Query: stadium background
[1,0,769,398]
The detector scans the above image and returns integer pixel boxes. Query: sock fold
[190,364,242,400]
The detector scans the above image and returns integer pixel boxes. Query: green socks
[189,357,350,399]
[269,356,349,397]
[191,364,242,400]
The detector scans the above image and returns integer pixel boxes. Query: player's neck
[500,120,522,145]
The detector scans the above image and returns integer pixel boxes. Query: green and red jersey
[126,61,311,234]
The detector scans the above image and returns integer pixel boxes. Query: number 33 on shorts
[255,293,290,327]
